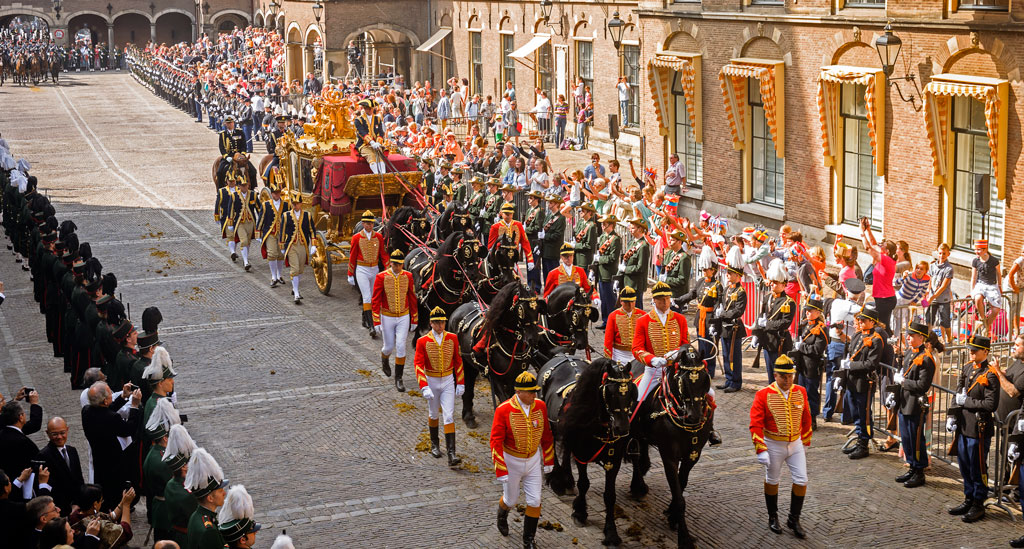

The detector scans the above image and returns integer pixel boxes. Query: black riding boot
[381,354,392,377]
[428,426,443,458]
[523,515,539,549]
[496,505,510,536]
[708,417,722,446]
[765,491,781,534]
[446,432,462,467]
[394,362,405,392]
[787,490,806,538]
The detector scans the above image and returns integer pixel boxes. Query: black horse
[385,205,431,256]
[542,356,637,547]
[405,231,481,338]
[433,202,475,245]
[628,345,714,549]
[47,52,62,84]
[476,230,519,304]
[450,281,544,427]
[538,282,599,361]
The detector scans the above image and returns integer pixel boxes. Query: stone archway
[286,23,303,83]
[112,11,151,48]
[344,23,421,84]
[66,12,110,48]
[211,10,250,33]
[154,11,192,45]
[303,25,324,81]
[0,13,51,37]
[254,12,265,29]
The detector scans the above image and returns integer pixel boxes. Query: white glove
[1010,443,1021,463]
[254,237,262,245]
[370,140,381,150]
[593,298,601,310]
[893,372,905,384]
[841,359,851,370]
[310,245,317,256]
[757,317,767,328]
[1017,418,1024,433]
[374,325,382,334]
[569,239,577,246]
[410,323,417,333]
[479,208,487,216]
[538,230,545,239]
[595,254,604,263]
[227,225,235,232]
[756,452,770,467]
[348,276,355,285]
[617,262,626,274]
[455,384,465,397]
[497,475,509,483]
[955,392,966,406]
[884,393,896,410]
[543,465,553,474]
[421,386,434,400]
[715,304,725,317]
[613,280,620,294]
[793,341,804,353]
[832,377,842,392]
[588,272,596,285]
[946,417,956,433]
[707,387,716,399]
[651,357,667,368]
[658,274,667,282]
[527,261,535,271]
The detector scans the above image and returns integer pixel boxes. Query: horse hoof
[572,514,587,527]
[602,534,622,547]
[463,416,478,429]
[629,484,648,500]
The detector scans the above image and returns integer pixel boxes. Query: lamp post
[53,0,62,21]
[874,22,921,111]
[312,1,323,77]
[312,0,323,26]
[268,0,279,33]
[539,0,564,37]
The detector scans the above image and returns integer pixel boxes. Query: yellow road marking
[30,87,42,92]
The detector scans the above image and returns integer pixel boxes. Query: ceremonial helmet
[774,354,796,375]
[144,398,181,440]
[185,448,229,500]
[218,485,262,543]
[389,249,405,263]
[361,210,375,223]
[429,306,447,322]
[162,424,196,472]
[514,371,539,392]
[907,321,929,337]
[559,243,575,256]
[618,286,637,302]
[967,334,991,351]
[651,281,673,298]
[500,202,515,215]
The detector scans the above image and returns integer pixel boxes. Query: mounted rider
[603,286,642,364]
[487,202,534,269]
[218,115,247,181]
[542,243,591,299]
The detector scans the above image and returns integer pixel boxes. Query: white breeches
[502,450,542,508]
[426,375,456,425]
[638,365,663,403]
[763,438,807,486]
[356,265,378,304]
[381,314,409,358]
[612,348,633,364]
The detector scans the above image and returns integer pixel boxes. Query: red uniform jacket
[348,230,388,276]
[371,269,418,325]
[631,310,689,366]
[490,396,555,478]
[413,332,464,389]
[542,264,591,298]
[487,220,534,264]
[749,382,812,453]
[604,307,642,358]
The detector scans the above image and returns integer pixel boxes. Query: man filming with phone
[0,387,44,482]
[82,381,142,511]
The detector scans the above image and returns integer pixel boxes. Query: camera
[124,481,133,491]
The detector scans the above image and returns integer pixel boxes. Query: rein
[651,366,711,432]
[572,375,635,466]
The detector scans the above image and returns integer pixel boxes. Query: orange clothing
[604,307,642,358]
[542,264,591,299]
[749,382,813,453]
[631,310,689,366]
[413,331,464,389]
[490,396,555,478]
[487,220,534,263]
[347,230,388,275]
[371,269,418,325]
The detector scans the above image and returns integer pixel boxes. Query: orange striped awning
[647,55,698,140]
[924,79,1002,195]
[719,63,780,156]
[815,67,883,175]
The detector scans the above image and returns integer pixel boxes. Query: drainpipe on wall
[426,0,432,84]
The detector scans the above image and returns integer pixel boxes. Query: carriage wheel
[312,232,332,295]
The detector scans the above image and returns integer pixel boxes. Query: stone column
[150,23,156,44]
[107,23,114,51]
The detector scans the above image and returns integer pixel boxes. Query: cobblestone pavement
[0,73,1021,548]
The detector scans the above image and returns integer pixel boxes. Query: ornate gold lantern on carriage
[270,90,424,294]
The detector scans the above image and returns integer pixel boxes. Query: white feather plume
[217,484,255,524]
[144,346,175,381]
[271,535,295,549]
[184,448,225,491]
[766,258,787,283]
[162,424,196,462]
[697,246,716,271]
[145,397,181,434]
[726,246,744,271]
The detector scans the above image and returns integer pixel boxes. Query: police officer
[891,322,935,489]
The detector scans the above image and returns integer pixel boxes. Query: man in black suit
[26,494,60,549]
[82,381,142,511]
[0,389,43,480]
[36,416,84,516]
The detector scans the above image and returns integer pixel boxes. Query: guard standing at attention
[718,247,748,393]
[891,322,935,489]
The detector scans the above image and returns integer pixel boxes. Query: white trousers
[426,375,456,425]
[612,349,633,364]
[356,265,378,304]
[763,438,808,486]
[502,450,542,508]
[381,314,410,358]
[638,365,663,403]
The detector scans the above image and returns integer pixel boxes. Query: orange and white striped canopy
[718,63,780,156]
[924,79,1002,195]
[647,55,698,139]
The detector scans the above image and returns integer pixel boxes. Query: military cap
[223,115,236,124]
[96,294,114,308]
[546,194,564,204]
[514,371,539,392]
[500,202,515,214]
[390,249,405,263]
[486,177,501,187]
[526,190,544,199]
[855,304,880,324]
[580,202,597,213]
[358,99,374,109]
[805,298,824,312]
[628,216,648,230]
[137,330,161,350]
[967,334,991,351]
[669,230,687,241]
[429,306,447,322]
[451,167,464,175]
[470,176,485,186]
[907,321,929,337]
[651,281,673,298]
[559,243,575,255]
[361,210,376,223]
[774,354,796,374]
[599,214,619,224]
[619,286,637,301]
[112,320,134,340]
[500,183,517,193]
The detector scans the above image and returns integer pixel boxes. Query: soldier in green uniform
[109,320,137,390]
[593,214,622,328]
[523,191,546,293]
[143,397,180,540]
[419,157,435,200]
[142,346,176,437]
[572,203,599,269]
[184,448,229,549]
[218,485,262,548]
[433,162,452,207]
[62,259,86,380]
[540,194,566,278]
[467,177,488,238]
[660,230,692,298]
[451,167,467,204]
[161,424,198,546]
[622,217,650,310]
[130,331,161,406]
[481,178,502,227]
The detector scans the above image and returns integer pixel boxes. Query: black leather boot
[1010,534,1024,548]
[848,440,869,460]
[903,469,925,488]
[496,505,510,536]
[381,355,392,377]
[842,441,858,454]
[428,426,442,458]
[962,499,986,523]
[446,432,462,467]
[523,515,538,549]
[394,363,405,392]
[360,309,369,328]
[895,469,914,483]
[787,491,806,539]
[766,493,781,534]
[948,498,973,515]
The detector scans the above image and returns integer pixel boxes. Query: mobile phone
[179,414,189,423]
[22,387,34,395]
[124,481,133,491]
[31,459,45,473]
[127,384,139,392]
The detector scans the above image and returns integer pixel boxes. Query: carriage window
[299,158,315,194]
[289,152,300,192]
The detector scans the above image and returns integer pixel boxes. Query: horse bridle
[651,359,711,433]
[597,369,636,443]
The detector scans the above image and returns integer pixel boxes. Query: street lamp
[312,1,323,26]
[873,21,921,111]
[53,0,62,21]
[607,11,637,70]
[268,0,279,31]
[106,3,113,17]
[539,0,564,37]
